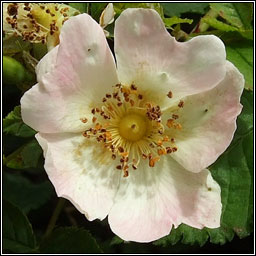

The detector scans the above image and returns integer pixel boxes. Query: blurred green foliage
[3,200,38,253]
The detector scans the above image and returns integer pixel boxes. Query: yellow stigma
[119,113,148,142]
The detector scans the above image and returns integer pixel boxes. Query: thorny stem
[43,198,66,240]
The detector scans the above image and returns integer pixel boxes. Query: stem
[198,9,219,33]
[3,141,31,166]
[87,3,90,14]
[191,8,219,34]
[43,198,66,239]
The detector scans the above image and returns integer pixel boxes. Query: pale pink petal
[21,14,118,133]
[114,8,226,108]
[36,45,59,83]
[108,158,221,242]
[165,61,244,172]
[36,132,121,221]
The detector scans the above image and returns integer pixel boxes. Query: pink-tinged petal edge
[168,61,244,172]
[21,14,118,133]
[36,132,121,221]
[108,158,221,242]
[114,8,226,108]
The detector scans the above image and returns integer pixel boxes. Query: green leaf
[210,3,253,29]
[40,227,102,253]
[161,3,209,17]
[68,3,87,13]
[210,133,253,239]
[3,106,36,137]
[5,139,42,169]
[207,91,253,241]
[201,17,253,40]
[3,35,31,56]
[232,90,253,142]
[32,43,48,60]
[154,91,253,246]
[226,40,253,90]
[180,226,209,246]
[3,199,37,253]
[110,236,124,246]
[3,172,53,213]
[164,17,193,28]
[201,17,238,32]
[114,3,164,18]
[154,224,208,247]
[90,3,108,21]
[206,225,234,245]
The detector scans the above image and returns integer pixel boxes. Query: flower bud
[3,56,26,85]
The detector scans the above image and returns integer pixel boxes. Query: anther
[142,154,147,159]
[131,84,137,90]
[167,119,174,128]
[166,147,172,154]
[167,91,173,98]
[123,169,129,177]
[118,146,124,153]
[178,100,184,108]
[129,99,135,106]
[149,157,160,167]
[80,118,88,123]
[132,164,137,170]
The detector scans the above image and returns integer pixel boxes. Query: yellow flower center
[119,113,148,142]
[5,3,78,45]
[81,84,184,177]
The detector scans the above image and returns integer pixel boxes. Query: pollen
[4,3,73,46]
[81,83,182,176]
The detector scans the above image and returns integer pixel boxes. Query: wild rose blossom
[21,9,244,242]
[3,3,79,50]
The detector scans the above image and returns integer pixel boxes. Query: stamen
[81,83,181,176]
[178,100,184,108]
[167,91,173,98]
[80,118,88,123]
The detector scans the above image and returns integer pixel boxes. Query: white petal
[100,3,115,28]
[21,14,119,133]
[114,8,226,108]
[36,132,121,221]
[108,157,221,242]
[36,45,59,82]
[165,61,244,172]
